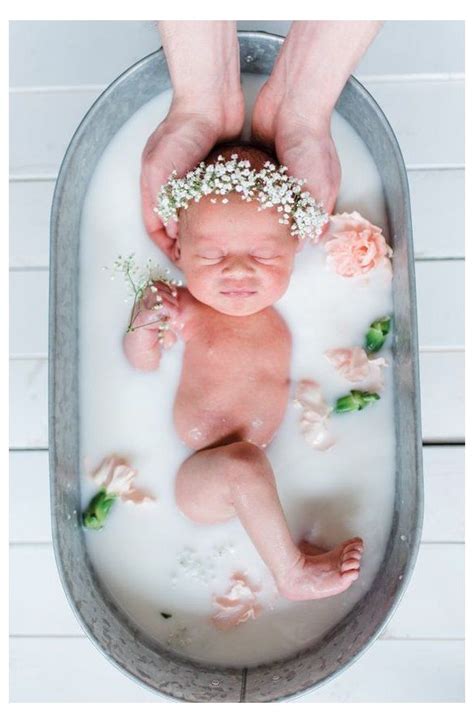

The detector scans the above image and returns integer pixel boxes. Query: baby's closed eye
[196,250,225,264]
[252,250,281,264]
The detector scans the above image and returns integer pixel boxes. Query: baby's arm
[123,281,193,372]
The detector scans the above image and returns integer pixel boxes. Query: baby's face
[176,194,298,316]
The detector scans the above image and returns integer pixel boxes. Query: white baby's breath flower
[154,155,328,242]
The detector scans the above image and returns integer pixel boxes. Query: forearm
[269,21,383,121]
[159,21,242,106]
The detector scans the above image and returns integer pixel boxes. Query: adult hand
[141,99,243,260]
[252,89,341,214]
[252,21,382,216]
[141,21,244,261]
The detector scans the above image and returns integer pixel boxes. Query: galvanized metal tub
[49,31,423,702]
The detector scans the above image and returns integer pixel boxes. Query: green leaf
[82,488,117,530]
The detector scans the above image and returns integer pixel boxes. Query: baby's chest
[187,318,291,378]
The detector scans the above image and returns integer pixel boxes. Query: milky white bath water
[79,74,395,667]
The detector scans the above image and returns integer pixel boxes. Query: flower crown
[154,154,328,241]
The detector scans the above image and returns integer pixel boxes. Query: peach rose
[211,574,262,630]
[294,380,335,451]
[325,347,388,392]
[322,211,393,277]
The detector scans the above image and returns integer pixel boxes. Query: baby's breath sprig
[106,253,182,337]
[154,154,328,242]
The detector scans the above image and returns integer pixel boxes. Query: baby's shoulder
[260,306,291,342]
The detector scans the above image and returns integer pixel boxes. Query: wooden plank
[10,269,49,357]
[8,350,465,450]
[9,80,464,179]
[9,446,464,545]
[419,351,464,443]
[354,20,465,76]
[9,542,464,640]
[8,260,465,357]
[381,544,464,640]
[415,260,464,348]
[9,451,51,543]
[365,79,464,167]
[408,169,464,259]
[9,545,83,637]
[422,446,464,542]
[9,88,101,178]
[10,21,464,88]
[9,179,54,268]
[9,637,464,702]
[9,20,161,88]
[9,359,48,449]
[297,640,464,703]
[9,637,161,703]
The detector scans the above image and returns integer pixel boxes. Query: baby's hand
[141,279,180,320]
[123,281,181,372]
[123,308,175,372]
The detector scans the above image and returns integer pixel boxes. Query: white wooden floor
[9,21,465,703]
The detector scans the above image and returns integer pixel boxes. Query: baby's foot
[278,537,364,601]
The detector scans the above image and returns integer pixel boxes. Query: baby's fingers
[143,283,180,313]
[129,309,167,332]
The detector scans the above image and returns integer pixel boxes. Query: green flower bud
[334,390,380,414]
[82,488,117,530]
[334,393,360,413]
[365,316,391,353]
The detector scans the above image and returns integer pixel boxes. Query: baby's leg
[175,441,363,601]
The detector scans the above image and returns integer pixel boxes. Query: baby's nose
[222,255,255,278]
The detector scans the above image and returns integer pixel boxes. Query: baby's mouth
[219,289,257,298]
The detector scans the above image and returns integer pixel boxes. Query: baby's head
[174,145,298,316]
[156,143,327,316]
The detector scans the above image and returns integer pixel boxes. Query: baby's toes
[343,539,364,556]
[343,547,362,561]
[341,568,360,585]
[340,557,361,573]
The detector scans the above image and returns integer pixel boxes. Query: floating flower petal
[211,574,262,630]
[83,456,155,530]
[325,347,388,392]
[294,380,335,451]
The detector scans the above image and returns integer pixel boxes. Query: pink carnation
[322,211,393,277]
[89,455,155,504]
[211,574,262,630]
[325,347,388,392]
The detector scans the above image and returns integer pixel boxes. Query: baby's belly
[174,370,290,450]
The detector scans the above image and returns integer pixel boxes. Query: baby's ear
[174,239,182,263]
[149,226,180,262]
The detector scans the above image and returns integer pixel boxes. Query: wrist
[160,20,243,120]
[170,88,245,140]
[278,87,335,131]
[264,20,382,130]
[263,79,334,140]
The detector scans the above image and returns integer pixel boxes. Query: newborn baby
[124,145,363,601]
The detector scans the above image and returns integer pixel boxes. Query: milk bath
[79,74,395,667]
